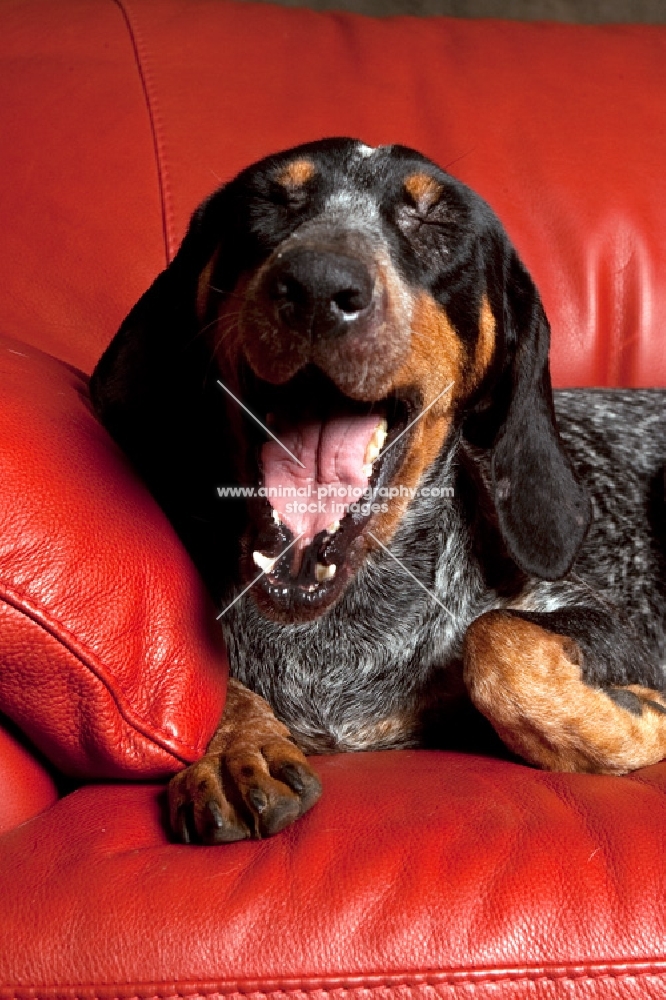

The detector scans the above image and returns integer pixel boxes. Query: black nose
[267,247,374,338]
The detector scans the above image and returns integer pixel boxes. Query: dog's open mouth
[236,365,415,616]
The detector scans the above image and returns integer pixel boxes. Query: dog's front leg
[168,678,322,843]
[463,609,666,774]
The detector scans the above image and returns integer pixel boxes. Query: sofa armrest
[0,335,227,780]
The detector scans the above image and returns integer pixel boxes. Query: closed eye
[394,200,450,258]
[393,180,472,265]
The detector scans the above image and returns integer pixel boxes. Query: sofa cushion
[2,752,666,996]
[0,719,58,834]
[0,334,226,779]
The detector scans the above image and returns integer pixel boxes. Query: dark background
[235,0,665,21]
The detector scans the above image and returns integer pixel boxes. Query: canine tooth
[363,418,388,465]
[253,551,278,574]
[271,509,281,525]
[315,563,337,583]
[362,464,373,478]
[327,520,340,534]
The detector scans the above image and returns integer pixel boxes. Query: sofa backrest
[1,0,665,386]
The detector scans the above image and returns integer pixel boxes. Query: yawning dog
[90,138,666,844]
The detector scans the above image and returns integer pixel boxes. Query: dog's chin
[233,363,415,624]
[241,539,360,623]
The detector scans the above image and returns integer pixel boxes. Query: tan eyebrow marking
[404,172,443,212]
[277,158,316,188]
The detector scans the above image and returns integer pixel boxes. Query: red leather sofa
[2,2,666,996]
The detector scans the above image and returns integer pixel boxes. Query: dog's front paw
[168,733,322,844]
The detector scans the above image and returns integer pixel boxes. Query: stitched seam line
[0,582,193,764]
[112,0,174,265]
[3,962,666,996]
[3,0,188,763]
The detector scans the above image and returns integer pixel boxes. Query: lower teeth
[315,563,336,583]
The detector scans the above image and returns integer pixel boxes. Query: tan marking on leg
[463,611,666,774]
[207,677,293,754]
[404,172,443,213]
[277,157,316,189]
[168,679,322,843]
[337,711,419,751]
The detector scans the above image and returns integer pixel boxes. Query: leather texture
[2,1,666,997]
[0,0,167,374]
[2,754,666,997]
[0,721,58,834]
[0,333,226,778]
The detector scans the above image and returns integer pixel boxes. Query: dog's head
[91,138,589,622]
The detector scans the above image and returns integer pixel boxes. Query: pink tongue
[261,415,383,545]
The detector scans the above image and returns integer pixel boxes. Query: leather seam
[3,963,666,996]
[111,0,175,266]
[0,583,195,765]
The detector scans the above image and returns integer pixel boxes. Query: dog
[90,137,666,844]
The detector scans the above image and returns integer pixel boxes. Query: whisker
[185,311,242,347]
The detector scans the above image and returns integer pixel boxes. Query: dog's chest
[221,595,469,753]
[219,510,491,752]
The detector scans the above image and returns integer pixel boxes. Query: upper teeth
[363,418,388,467]
[253,551,278,574]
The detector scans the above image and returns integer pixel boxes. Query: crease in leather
[587,216,653,387]
[0,580,196,765]
[112,0,174,265]
[3,959,666,998]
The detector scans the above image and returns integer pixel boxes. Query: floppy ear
[89,189,244,598]
[467,246,590,581]
[89,191,228,459]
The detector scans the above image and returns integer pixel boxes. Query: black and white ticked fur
[224,390,666,753]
